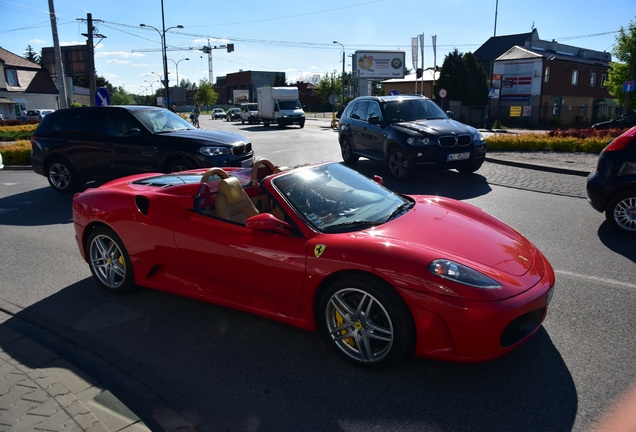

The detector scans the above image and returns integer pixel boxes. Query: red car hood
[370,196,534,276]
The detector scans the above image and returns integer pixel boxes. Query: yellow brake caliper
[335,309,355,347]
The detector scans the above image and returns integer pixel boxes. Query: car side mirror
[373,175,384,185]
[246,213,292,235]
[446,111,454,118]
[368,116,382,125]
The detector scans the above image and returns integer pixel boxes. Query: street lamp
[140,14,184,107]
[168,57,189,88]
[144,79,159,104]
[333,41,345,106]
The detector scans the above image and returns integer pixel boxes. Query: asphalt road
[0,117,634,432]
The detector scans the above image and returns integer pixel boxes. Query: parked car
[26,109,55,121]
[591,112,636,130]
[338,95,487,180]
[240,103,260,124]
[586,126,636,236]
[31,106,254,193]
[226,107,241,122]
[72,157,555,368]
[212,108,226,119]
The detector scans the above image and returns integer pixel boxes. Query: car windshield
[383,99,448,123]
[272,163,411,232]
[279,100,301,110]
[133,109,194,134]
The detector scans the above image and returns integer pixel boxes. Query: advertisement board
[233,90,249,104]
[354,51,405,79]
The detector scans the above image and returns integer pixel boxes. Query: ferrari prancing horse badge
[314,244,326,258]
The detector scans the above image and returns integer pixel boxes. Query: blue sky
[1,0,633,97]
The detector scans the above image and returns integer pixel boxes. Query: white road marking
[556,269,636,290]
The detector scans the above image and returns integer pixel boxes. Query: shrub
[0,124,37,141]
[0,140,31,164]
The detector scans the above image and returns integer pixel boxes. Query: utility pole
[86,14,96,106]
[47,0,68,108]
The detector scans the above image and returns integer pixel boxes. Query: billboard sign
[354,51,405,79]
[233,90,249,104]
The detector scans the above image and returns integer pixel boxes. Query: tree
[274,72,287,86]
[23,45,40,64]
[462,52,489,105]
[179,78,198,90]
[316,71,341,105]
[195,79,219,110]
[110,86,135,105]
[606,16,636,113]
[433,49,488,106]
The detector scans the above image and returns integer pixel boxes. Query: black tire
[387,147,414,181]
[456,160,484,174]
[166,158,197,173]
[299,121,305,128]
[86,227,135,294]
[605,189,636,236]
[241,118,245,124]
[46,157,80,193]
[318,275,414,368]
[340,137,359,166]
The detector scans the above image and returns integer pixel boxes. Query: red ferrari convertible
[72,158,555,368]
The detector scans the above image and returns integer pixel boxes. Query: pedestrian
[336,103,346,119]
[20,108,27,122]
[192,104,201,128]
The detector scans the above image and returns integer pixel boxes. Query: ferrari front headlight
[428,259,501,289]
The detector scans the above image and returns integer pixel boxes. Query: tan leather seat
[215,177,258,223]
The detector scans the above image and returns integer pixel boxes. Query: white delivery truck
[256,87,306,128]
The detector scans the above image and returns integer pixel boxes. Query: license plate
[241,157,254,167]
[448,152,470,161]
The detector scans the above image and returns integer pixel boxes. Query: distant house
[491,39,612,126]
[0,47,59,120]
[381,69,440,99]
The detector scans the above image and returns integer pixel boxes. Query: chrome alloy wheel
[48,162,72,190]
[324,288,394,364]
[613,196,636,233]
[89,234,127,289]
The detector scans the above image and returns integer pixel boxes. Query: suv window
[49,110,99,134]
[351,102,370,121]
[104,111,139,137]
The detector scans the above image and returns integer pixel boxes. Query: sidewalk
[0,320,151,431]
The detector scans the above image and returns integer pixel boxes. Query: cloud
[106,59,132,65]
[95,51,145,58]
[29,39,46,44]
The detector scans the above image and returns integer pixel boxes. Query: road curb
[485,157,590,177]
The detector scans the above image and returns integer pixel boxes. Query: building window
[590,73,596,87]
[544,66,550,83]
[579,105,587,116]
[571,70,579,85]
[601,74,607,88]
[552,96,562,116]
[5,69,18,86]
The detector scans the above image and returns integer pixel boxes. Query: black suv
[337,95,486,180]
[31,106,254,192]
[586,126,636,236]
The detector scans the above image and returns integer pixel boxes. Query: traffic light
[227,44,234,53]
[416,68,423,78]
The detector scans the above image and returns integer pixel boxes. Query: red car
[72,158,555,368]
